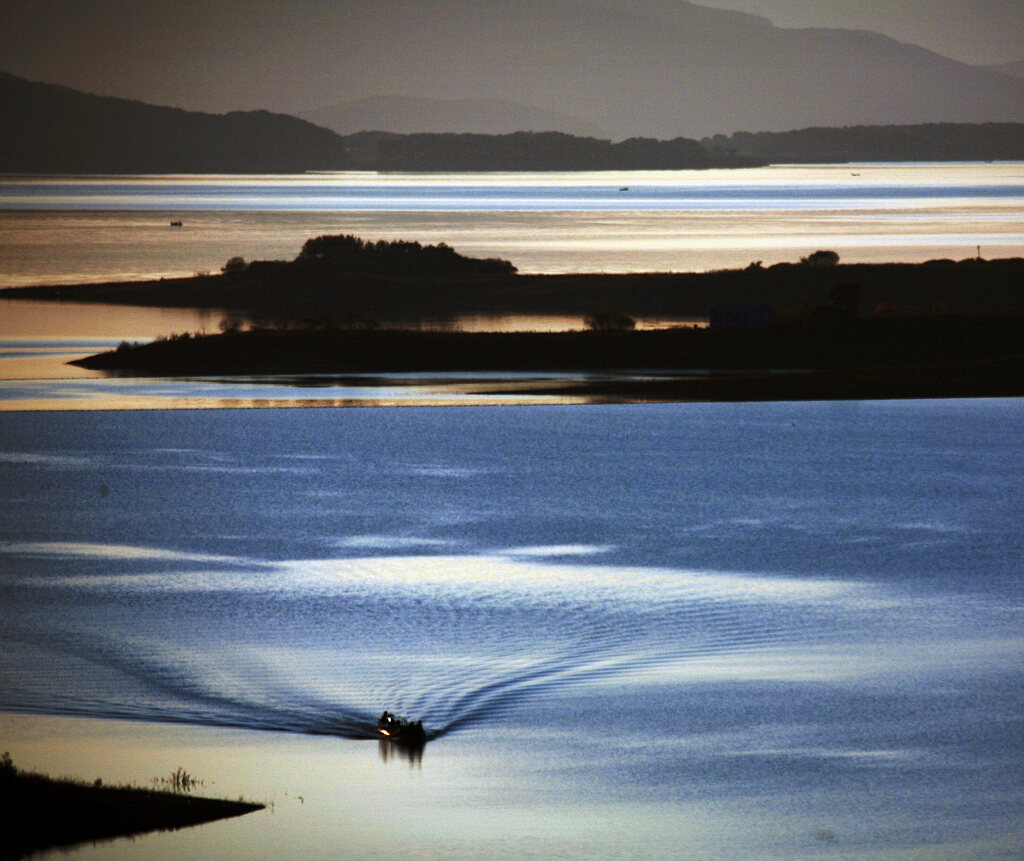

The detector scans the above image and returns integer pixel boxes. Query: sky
[1,0,1021,119]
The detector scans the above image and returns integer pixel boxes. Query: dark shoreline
[1,766,264,860]
[67,319,1024,402]
[538,355,1024,403]
[7,258,1024,324]
[9,253,1024,403]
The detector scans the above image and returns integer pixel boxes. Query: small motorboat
[377,710,426,745]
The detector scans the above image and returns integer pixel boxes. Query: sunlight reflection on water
[0,299,704,409]
[1,164,1021,285]
[2,401,1023,859]
[1,165,1023,858]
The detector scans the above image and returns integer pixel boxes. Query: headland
[5,235,1024,402]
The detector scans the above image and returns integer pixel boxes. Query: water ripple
[0,552,899,741]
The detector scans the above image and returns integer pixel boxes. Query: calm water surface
[3,162,1022,409]
[1,163,1022,284]
[1,402,1022,859]
[1,163,1023,859]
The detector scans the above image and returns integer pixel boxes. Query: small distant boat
[619,186,629,191]
[169,220,183,227]
[377,710,426,744]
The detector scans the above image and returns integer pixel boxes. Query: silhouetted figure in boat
[377,710,427,745]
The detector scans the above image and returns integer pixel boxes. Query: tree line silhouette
[703,123,1024,163]
[373,131,765,171]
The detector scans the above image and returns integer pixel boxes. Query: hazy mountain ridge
[277,0,1024,139]
[581,0,774,33]
[0,72,350,173]
[0,72,759,173]
[3,2,1021,140]
[1,72,1020,174]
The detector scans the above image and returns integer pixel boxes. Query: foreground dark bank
[0,755,263,860]
[71,317,1024,402]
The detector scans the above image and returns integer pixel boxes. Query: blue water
[2,401,1023,857]
[3,164,1023,857]
[2,402,1021,742]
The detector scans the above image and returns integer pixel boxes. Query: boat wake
[0,552,890,743]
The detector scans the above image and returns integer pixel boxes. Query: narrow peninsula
[6,234,1024,402]
[0,754,264,860]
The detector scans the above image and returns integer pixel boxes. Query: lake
[1,164,1023,859]
[2,163,1023,285]
[1,402,1022,859]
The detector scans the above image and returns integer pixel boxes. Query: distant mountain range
[1,71,1022,174]
[299,0,1022,140]
[0,72,758,173]
[3,2,1023,141]
[0,72,349,174]
[330,0,1023,140]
